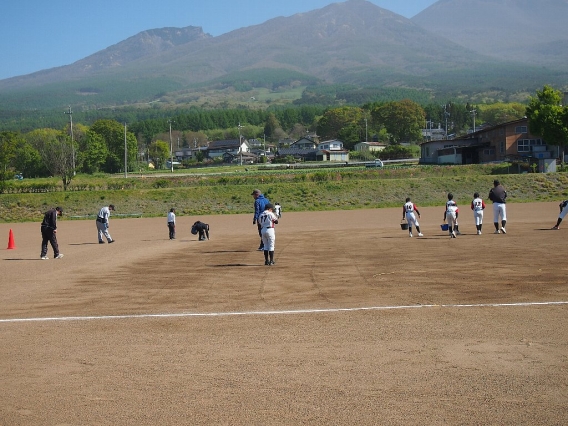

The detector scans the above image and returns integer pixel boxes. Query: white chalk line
[1,301,567,324]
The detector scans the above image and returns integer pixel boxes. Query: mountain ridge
[412,0,568,66]
[0,0,567,110]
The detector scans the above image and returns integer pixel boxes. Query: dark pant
[168,222,175,239]
[257,222,263,247]
[199,224,209,240]
[41,227,59,257]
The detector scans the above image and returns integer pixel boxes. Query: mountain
[412,0,568,67]
[0,0,566,111]
[2,26,211,88]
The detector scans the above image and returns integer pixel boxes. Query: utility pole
[364,118,368,142]
[443,105,450,140]
[238,122,244,166]
[64,106,75,175]
[124,123,128,178]
[425,119,434,141]
[168,120,174,173]
[470,108,477,133]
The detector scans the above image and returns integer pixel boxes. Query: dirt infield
[1,202,567,425]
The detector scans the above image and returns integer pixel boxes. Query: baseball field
[1,202,567,425]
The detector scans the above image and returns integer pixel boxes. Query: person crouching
[191,221,210,241]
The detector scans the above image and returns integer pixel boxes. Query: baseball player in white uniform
[552,200,568,229]
[444,193,459,238]
[96,204,115,243]
[471,192,486,235]
[258,203,278,265]
[402,197,423,237]
[274,202,282,219]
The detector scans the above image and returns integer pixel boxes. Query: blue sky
[0,0,437,80]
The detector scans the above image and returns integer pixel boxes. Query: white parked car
[166,160,182,168]
[365,159,384,168]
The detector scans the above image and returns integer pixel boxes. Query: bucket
[440,223,449,231]
[400,222,409,230]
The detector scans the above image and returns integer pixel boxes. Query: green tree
[149,140,170,169]
[372,100,425,144]
[90,119,138,173]
[349,150,376,161]
[0,131,20,192]
[317,106,365,149]
[380,144,415,160]
[25,128,76,189]
[526,85,568,147]
[194,150,205,163]
[183,131,208,148]
[13,140,48,178]
[480,103,525,126]
[264,113,281,140]
[79,130,109,174]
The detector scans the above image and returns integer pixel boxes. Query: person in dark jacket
[252,189,270,250]
[488,180,507,234]
[191,221,210,241]
[40,207,63,260]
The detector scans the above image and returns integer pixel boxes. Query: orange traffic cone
[7,228,16,249]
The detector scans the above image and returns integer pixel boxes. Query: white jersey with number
[403,202,420,227]
[446,200,459,214]
[445,200,458,226]
[259,211,278,231]
[259,210,277,251]
[471,198,484,212]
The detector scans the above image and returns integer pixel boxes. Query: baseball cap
[251,189,261,195]
[493,180,500,186]
[55,206,63,214]
[109,204,116,210]
[265,203,274,210]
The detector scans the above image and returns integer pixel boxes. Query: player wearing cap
[444,193,459,238]
[251,189,270,250]
[96,204,116,244]
[489,180,507,234]
[258,203,278,265]
[274,202,282,219]
[402,197,423,238]
[471,192,486,235]
[40,206,64,259]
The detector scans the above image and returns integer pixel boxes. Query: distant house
[276,147,318,162]
[354,142,387,152]
[420,117,553,165]
[247,138,265,149]
[276,138,349,162]
[223,151,258,164]
[207,139,250,159]
[316,139,349,161]
[290,137,317,150]
[277,138,295,148]
[317,139,344,151]
[422,126,446,141]
[174,147,194,161]
[316,149,349,162]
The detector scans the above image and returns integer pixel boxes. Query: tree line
[2,85,564,193]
